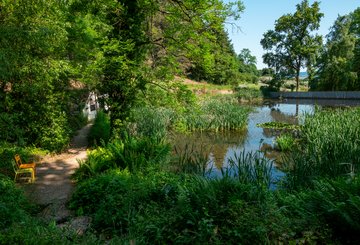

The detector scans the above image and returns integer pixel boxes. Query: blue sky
[226,0,360,69]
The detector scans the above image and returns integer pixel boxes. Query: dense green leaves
[314,8,360,91]
[261,0,323,91]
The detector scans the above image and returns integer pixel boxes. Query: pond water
[171,99,360,182]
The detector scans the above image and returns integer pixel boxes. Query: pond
[170,99,360,182]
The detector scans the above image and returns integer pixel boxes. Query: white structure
[83,92,99,120]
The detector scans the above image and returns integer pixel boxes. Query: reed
[172,143,211,176]
[184,97,251,132]
[225,150,274,189]
[128,106,174,141]
[283,108,360,189]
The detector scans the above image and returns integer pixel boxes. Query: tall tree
[314,15,357,90]
[260,0,323,91]
[0,0,75,150]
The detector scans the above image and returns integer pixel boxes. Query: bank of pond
[1,96,360,244]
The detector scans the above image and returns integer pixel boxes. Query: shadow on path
[22,124,92,223]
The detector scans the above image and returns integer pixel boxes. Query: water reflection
[171,99,359,179]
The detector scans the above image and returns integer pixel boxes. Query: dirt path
[23,124,92,225]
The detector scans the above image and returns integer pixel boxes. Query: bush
[73,136,171,181]
[87,111,110,147]
[70,171,290,244]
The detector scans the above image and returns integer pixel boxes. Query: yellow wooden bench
[13,154,36,183]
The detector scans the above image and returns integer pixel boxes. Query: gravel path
[23,124,92,225]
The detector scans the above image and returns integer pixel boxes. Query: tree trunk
[296,69,300,92]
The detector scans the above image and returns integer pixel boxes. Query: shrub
[73,136,171,181]
[70,171,289,244]
[87,111,110,147]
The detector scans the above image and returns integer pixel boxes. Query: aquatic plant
[172,143,211,176]
[184,97,251,132]
[283,108,360,189]
[128,106,174,141]
[275,134,296,152]
[225,150,274,190]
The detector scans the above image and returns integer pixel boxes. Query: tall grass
[172,144,211,176]
[183,96,251,132]
[128,106,174,141]
[283,108,360,189]
[225,150,274,190]
[234,87,263,101]
[128,96,251,133]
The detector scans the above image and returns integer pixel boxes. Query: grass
[128,96,251,133]
[234,87,263,101]
[183,96,252,132]
[282,107,360,189]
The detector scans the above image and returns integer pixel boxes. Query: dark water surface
[171,99,360,181]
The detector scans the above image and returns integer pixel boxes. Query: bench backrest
[14,154,22,167]
[12,157,19,171]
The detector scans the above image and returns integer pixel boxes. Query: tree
[314,14,357,90]
[260,0,323,91]
[0,0,75,150]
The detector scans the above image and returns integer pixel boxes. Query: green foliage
[275,134,296,152]
[278,176,360,243]
[172,144,210,176]
[88,111,111,147]
[74,136,171,181]
[226,151,274,190]
[283,108,360,189]
[183,96,251,132]
[128,107,174,141]
[70,170,289,244]
[234,87,263,101]
[314,10,360,91]
[0,175,32,230]
[0,1,90,152]
[261,0,323,91]
[0,175,101,244]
